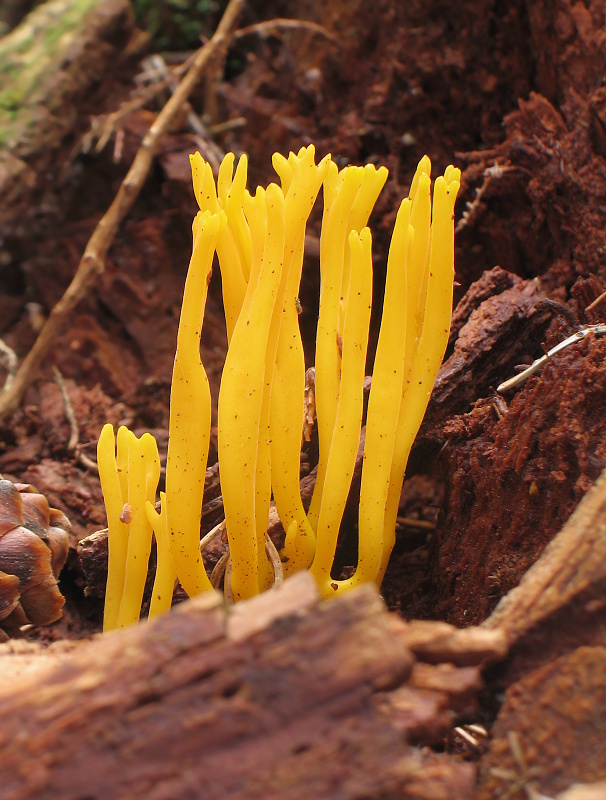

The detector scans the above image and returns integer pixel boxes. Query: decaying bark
[423,266,552,439]
[0,572,506,799]
[483,464,606,680]
[477,645,606,799]
[420,330,606,627]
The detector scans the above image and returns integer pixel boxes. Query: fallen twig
[144,53,225,172]
[51,366,104,472]
[0,0,246,425]
[496,324,606,393]
[0,339,18,392]
[455,162,513,234]
[396,516,436,531]
[234,18,340,46]
[586,289,606,312]
[52,367,79,451]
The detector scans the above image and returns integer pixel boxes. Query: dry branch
[234,18,340,45]
[0,0,246,423]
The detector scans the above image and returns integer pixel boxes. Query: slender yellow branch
[116,430,160,627]
[97,423,128,632]
[347,199,414,588]
[269,146,330,574]
[146,492,175,618]
[219,184,285,601]
[337,164,388,341]
[310,227,373,598]
[307,164,363,530]
[166,211,220,598]
[190,153,246,342]
[379,167,460,581]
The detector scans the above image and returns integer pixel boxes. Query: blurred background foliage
[0,0,229,49]
[131,0,229,50]
[0,0,39,35]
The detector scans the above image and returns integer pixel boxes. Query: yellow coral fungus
[354,198,414,586]
[190,152,248,342]
[97,424,160,630]
[164,209,220,598]
[269,146,330,574]
[307,164,364,532]
[98,146,460,626]
[218,183,286,601]
[145,492,174,618]
[311,159,460,597]
[378,164,460,583]
[309,227,374,596]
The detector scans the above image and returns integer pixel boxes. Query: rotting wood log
[477,645,606,799]
[0,0,135,253]
[422,331,606,628]
[484,465,606,681]
[0,572,506,799]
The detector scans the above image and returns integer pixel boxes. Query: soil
[1,0,606,795]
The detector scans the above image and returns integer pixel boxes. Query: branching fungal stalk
[269,146,330,574]
[97,424,160,630]
[218,183,286,601]
[164,210,220,598]
[308,227,374,596]
[97,145,460,625]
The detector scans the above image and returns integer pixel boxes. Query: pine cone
[0,477,71,641]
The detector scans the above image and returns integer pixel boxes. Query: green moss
[0,90,21,112]
[0,0,101,147]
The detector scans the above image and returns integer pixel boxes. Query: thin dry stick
[88,50,201,155]
[455,162,512,234]
[52,366,98,471]
[586,289,606,312]
[52,366,79,451]
[0,339,18,392]
[496,324,606,393]
[234,18,340,45]
[0,0,246,424]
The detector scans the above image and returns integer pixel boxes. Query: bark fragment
[477,647,606,799]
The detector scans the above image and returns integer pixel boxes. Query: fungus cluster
[98,146,460,627]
